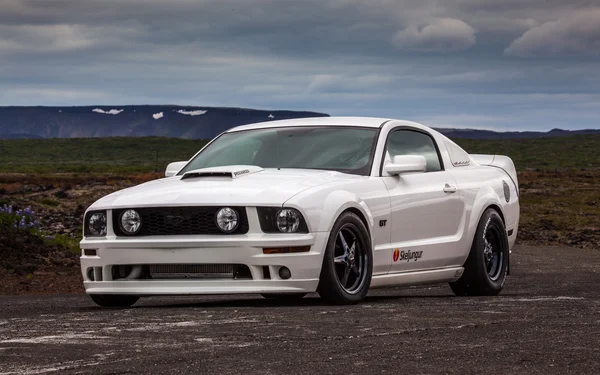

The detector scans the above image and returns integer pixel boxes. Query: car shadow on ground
[76,292,524,311]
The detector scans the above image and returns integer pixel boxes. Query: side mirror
[384,155,427,176]
[165,161,187,177]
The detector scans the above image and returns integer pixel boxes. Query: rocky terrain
[0,173,150,295]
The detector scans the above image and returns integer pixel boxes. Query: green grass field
[454,135,600,170]
[0,134,599,173]
[0,137,208,173]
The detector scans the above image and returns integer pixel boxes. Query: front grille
[148,264,252,279]
[112,206,249,236]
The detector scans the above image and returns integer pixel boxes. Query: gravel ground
[1,245,599,374]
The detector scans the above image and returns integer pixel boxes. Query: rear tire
[318,212,372,305]
[450,208,509,296]
[89,294,139,308]
[261,293,307,301]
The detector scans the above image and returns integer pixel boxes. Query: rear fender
[471,154,519,196]
[462,185,506,265]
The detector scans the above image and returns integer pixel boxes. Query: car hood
[89,167,363,209]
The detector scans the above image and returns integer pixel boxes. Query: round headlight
[216,207,239,233]
[88,212,107,236]
[276,209,301,233]
[120,209,142,235]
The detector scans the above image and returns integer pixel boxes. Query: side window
[385,130,442,172]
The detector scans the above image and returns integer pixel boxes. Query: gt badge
[393,248,400,262]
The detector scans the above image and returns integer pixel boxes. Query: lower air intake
[148,264,252,280]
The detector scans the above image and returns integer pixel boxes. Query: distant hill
[0,106,598,139]
[436,128,600,139]
[0,106,328,139]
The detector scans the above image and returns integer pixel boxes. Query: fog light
[112,265,132,280]
[279,266,291,280]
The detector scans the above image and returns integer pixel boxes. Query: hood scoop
[181,165,264,180]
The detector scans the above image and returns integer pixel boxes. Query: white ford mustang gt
[80,117,519,307]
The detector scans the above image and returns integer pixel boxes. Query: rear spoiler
[471,154,519,196]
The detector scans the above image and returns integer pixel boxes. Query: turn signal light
[263,246,310,254]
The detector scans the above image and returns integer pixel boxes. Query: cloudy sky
[1,0,599,130]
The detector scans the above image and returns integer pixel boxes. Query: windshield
[180,126,379,176]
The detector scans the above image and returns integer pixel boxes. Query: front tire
[89,294,140,308]
[318,212,372,305]
[450,208,509,296]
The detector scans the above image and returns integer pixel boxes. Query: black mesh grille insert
[148,264,252,279]
[112,207,249,236]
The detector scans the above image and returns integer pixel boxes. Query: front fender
[285,190,376,248]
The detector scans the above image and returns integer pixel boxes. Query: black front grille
[112,207,249,236]
[147,264,252,279]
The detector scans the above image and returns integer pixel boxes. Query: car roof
[227,116,392,132]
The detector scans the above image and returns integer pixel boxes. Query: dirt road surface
[1,245,599,374]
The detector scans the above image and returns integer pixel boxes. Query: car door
[381,129,463,273]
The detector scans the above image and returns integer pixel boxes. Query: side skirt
[370,267,464,288]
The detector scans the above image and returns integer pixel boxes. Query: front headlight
[215,207,239,233]
[120,209,142,235]
[276,209,301,233]
[85,211,107,237]
[257,207,308,233]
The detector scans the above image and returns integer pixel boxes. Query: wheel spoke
[333,225,367,293]
[341,266,351,287]
[338,231,350,253]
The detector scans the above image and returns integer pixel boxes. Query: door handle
[443,183,457,193]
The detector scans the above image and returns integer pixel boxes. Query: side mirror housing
[384,155,427,176]
[165,161,188,177]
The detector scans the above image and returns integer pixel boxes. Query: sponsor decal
[393,248,400,262]
[234,169,250,177]
[399,250,423,262]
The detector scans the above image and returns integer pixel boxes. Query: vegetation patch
[1,134,599,173]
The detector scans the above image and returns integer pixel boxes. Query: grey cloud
[0,0,599,130]
[307,74,394,93]
[392,18,476,52]
[505,8,600,56]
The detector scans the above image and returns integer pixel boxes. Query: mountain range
[0,106,327,139]
[0,106,598,139]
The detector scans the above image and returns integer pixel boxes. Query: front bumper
[80,232,329,295]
